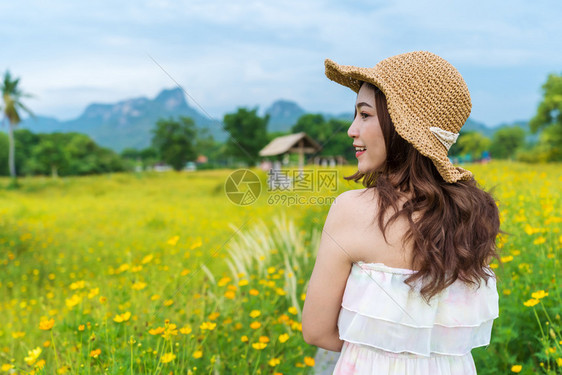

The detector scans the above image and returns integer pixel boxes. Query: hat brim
[324,58,473,183]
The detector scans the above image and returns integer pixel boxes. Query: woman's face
[348,84,387,173]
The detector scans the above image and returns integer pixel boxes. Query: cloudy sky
[1,0,561,127]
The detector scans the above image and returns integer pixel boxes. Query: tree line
[1,71,561,180]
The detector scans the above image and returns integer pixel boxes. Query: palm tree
[1,71,34,184]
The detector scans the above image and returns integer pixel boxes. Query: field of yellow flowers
[0,161,560,374]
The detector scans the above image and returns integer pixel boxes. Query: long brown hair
[346,82,503,302]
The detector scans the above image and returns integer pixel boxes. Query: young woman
[302,51,501,374]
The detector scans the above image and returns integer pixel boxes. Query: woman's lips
[355,150,366,158]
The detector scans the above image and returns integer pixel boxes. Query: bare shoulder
[332,188,376,210]
[321,189,379,260]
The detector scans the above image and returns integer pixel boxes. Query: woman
[302,51,501,374]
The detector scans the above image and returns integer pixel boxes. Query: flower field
[0,161,561,374]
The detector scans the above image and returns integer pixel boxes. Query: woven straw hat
[325,51,473,183]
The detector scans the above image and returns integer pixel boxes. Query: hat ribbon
[429,126,459,151]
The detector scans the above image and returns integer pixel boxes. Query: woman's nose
[348,118,359,138]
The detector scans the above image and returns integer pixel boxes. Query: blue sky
[1,0,561,127]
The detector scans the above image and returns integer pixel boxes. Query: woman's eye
[360,112,369,119]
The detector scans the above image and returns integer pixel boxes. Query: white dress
[333,262,499,374]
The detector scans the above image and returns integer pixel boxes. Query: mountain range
[11,87,530,153]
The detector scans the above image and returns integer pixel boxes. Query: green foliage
[1,70,34,179]
[151,116,198,171]
[452,131,491,159]
[291,114,354,160]
[529,73,562,161]
[223,107,269,166]
[490,126,526,159]
[0,130,126,177]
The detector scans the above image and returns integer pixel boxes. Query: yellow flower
[1,364,13,371]
[252,342,267,350]
[267,267,276,274]
[65,294,82,309]
[149,327,165,335]
[249,289,259,296]
[503,289,511,295]
[162,324,178,339]
[12,331,25,339]
[250,310,261,318]
[161,352,176,363]
[114,311,131,323]
[241,335,249,342]
[304,357,315,367]
[250,321,261,329]
[167,235,180,246]
[132,281,147,290]
[69,280,86,290]
[259,336,270,343]
[531,290,549,299]
[511,364,522,373]
[523,298,540,307]
[288,307,298,315]
[193,350,203,359]
[25,347,42,365]
[534,236,546,245]
[224,291,236,299]
[163,299,174,306]
[208,312,220,320]
[180,326,192,335]
[500,255,513,263]
[35,359,46,369]
[39,318,55,331]
[556,358,562,367]
[301,293,306,301]
[279,333,289,343]
[269,357,281,367]
[200,322,217,331]
[190,238,202,249]
[78,324,85,331]
[276,288,287,296]
[141,254,154,264]
[239,279,249,286]
[218,277,231,287]
[88,288,99,298]
[90,349,101,358]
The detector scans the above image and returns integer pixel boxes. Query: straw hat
[325,51,473,183]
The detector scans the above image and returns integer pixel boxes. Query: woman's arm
[302,191,355,352]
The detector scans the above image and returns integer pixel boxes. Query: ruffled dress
[333,262,498,374]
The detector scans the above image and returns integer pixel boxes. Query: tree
[223,107,269,166]
[292,114,354,160]
[529,73,562,161]
[30,133,70,177]
[151,116,197,171]
[489,126,526,160]
[454,131,491,160]
[1,71,34,184]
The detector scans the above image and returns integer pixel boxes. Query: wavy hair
[345,82,503,302]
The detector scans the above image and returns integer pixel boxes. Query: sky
[1,0,561,128]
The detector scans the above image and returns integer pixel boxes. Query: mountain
[10,89,536,153]
[18,88,227,152]
[265,100,306,133]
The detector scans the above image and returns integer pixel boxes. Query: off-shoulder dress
[333,262,499,375]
